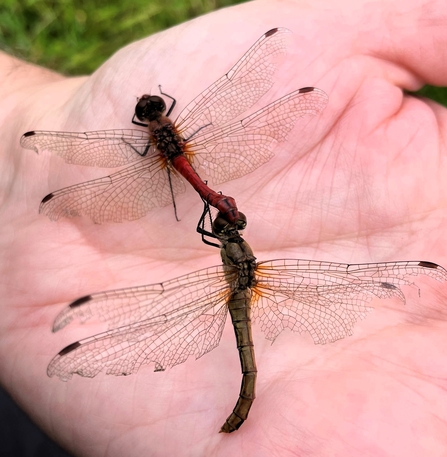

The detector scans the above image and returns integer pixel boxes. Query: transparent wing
[39,157,185,223]
[53,266,234,331]
[252,260,447,344]
[20,130,152,167]
[185,87,328,183]
[175,27,291,139]
[48,265,235,380]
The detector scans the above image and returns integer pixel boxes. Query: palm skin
[1,0,447,455]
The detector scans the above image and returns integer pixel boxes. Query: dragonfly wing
[253,260,447,344]
[52,265,232,331]
[47,299,229,380]
[48,266,234,380]
[175,28,291,139]
[187,87,328,183]
[20,130,152,167]
[40,157,185,223]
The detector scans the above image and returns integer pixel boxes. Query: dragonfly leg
[196,198,221,248]
[121,138,152,157]
[158,85,176,117]
[166,167,180,221]
[131,112,148,127]
[183,122,212,142]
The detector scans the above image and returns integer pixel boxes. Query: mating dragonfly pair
[21,28,447,433]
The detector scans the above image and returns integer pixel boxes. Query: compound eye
[212,214,229,236]
[148,95,166,113]
[135,95,150,121]
[236,212,247,230]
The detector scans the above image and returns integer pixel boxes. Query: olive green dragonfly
[47,208,447,432]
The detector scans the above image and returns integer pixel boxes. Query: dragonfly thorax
[135,95,166,122]
[221,239,257,291]
[151,123,185,158]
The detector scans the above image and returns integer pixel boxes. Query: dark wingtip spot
[23,131,36,137]
[381,282,397,290]
[70,295,92,308]
[58,341,81,356]
[299,87,314,93]
[265,28,279,37]
[41,193,54,204]
[418,261,438,269]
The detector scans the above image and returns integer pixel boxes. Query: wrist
[0,52,61,146]
[0,52,88,159]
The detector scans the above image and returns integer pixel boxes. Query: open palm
[1,0,447,455]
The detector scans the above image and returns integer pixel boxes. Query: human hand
[1,0,447,455]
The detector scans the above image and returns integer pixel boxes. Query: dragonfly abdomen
[171,154,239,222]
[148,119,241,222]
[220,289,257,433]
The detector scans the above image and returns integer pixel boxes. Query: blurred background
[1,0,446,105]
[0,1,446,456]
[0,0,245,75]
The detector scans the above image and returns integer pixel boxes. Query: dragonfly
[47,205,447,432]
[20,28,328,224]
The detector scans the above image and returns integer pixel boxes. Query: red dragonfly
[46,207,447,432]
[20,28,328,223]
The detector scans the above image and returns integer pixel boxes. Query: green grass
[0,0,446,106]
[0,0,246,74]
[415,84,447,107]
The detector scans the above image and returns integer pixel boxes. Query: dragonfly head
[134,95,166,122]
[212,212,247,241]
